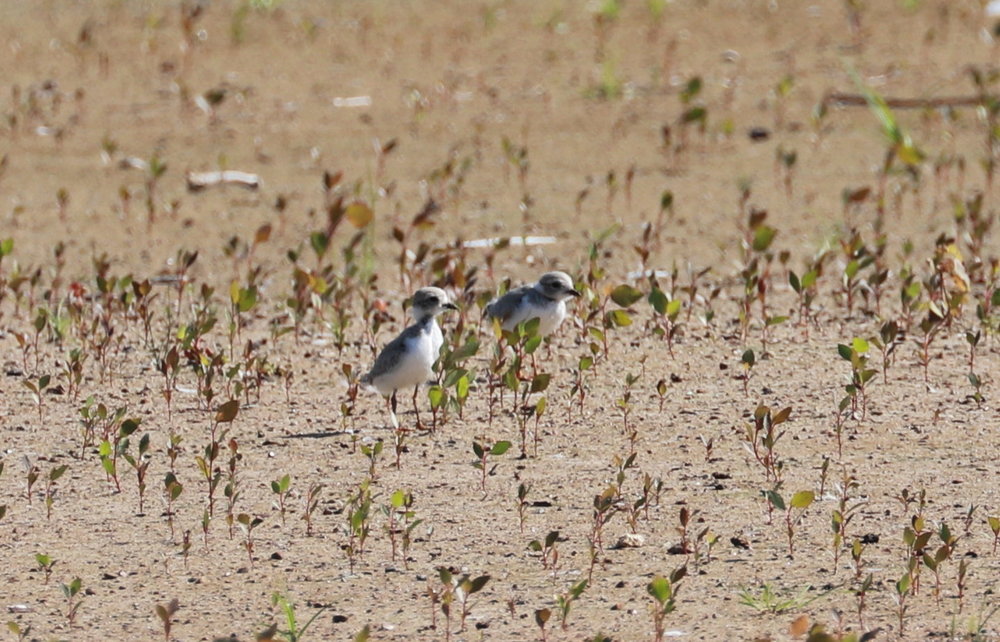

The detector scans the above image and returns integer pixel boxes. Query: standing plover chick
[361,287,457,428]
[485,271,580,336]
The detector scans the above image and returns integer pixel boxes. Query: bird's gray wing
[485,286,531,322]
[363,323,425,382]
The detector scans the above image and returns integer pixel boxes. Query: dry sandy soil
[2,0,1000,640]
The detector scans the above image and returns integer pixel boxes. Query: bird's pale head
[410,286,458,318]
[536,271,581,301]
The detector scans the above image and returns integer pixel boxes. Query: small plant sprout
[354,437,380,479]
[303,483,323,537]
[35,553,55,584]
[740,405,791,482]
[43,464,68,520]
[837,338,877,420]
[763,488,815,557]
[527,530,560,570]
[344,481,373,572]
[556,579,587,631]
[270,474,291,526]
[516,482,530,533]
[24,458,40,504]
[647,566,686,642]
[236,513,264,567]
[740,349,755,396]
[264,592,328,642]
[534,607,551,642]
[472,440,511,492]
[383,489,421,566]
[436,568,490,636]
[61,576,83,626]
[154,599,179,641]
[893,570,911,636]
[22,373,50,422]
[989,514,1000,554]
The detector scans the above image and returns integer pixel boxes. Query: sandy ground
[1,1,1000,640]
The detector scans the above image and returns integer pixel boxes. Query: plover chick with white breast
[361,287,457,428]
[485,271,581,336]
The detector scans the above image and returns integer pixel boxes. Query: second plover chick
[485,271,580,337]
[361,287,457,428]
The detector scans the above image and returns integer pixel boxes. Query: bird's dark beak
[569,289,581,297]
[444,302,459,310]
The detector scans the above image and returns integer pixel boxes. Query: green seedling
[534,607,551,642]
[223,439,242,538]
[436,568,490,637]
[740,349,755,396]
[738,582,829,615]
[382,489,419,565]
[303,483,323,537]
[588,486,618,581]
[24,459,39,504]
[43,464,68,520]
[556,579,587,631]
[616,372,640,450]
[837,337,877,420]
[360,440,383,480]
[236,513,264,567]
[344,481,373,572]
[830,475,865,572]
[122,433,151,514]
[892,570,912,636]
[61,576,83,626]
[472,440,511,492]
[763,488,814,557]
[989,515,1000,554]
[5,620,32,642]
[271,474,291,526]
[527,530,560,570]
[648,566,686,642]
[957,558,971,612]
[259,592,328,642]
[22,374,50,422]
[869,319,900,384]
[154,599,179,641]
[35,553,55,584]
[516,483,530,533]
[163,472,183,541]
[740,405,791,482]
[924,522,957,604]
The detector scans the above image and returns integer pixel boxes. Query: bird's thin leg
[412,385,423,430]
[388,391,399,429]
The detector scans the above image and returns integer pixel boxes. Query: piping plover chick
[485,271,580,336]
[361,287,457,428]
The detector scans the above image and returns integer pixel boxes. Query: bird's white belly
[370,335,435,395]
[503,300,566,336]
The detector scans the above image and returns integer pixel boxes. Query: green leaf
[345,202,374,228]
[837,344,853,360]
[741,349,755,367]
[490,441,512,456]
[530,373,551,394]
[851,337,869,354]
[790,490,815,509]
[648,287,668,315]
[647,576,672,604]
[606,309,632,327]
[611,284,644,307]
[468,575,490,593]
[764,489,785,511]
[215,400,240,424]
[751,225,777,252]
